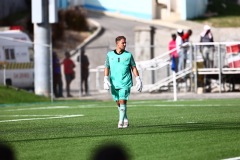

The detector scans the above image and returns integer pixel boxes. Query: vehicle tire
[6,79,12,86]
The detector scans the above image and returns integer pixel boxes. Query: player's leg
[116,101,120,107]
[119,88,130,128]
[111,87,123,128]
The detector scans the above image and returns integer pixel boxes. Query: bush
[52,7,89,42]
[64,6,89,31]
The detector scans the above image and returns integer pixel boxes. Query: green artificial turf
[0,99,240,160]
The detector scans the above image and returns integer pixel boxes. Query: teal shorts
[111,87,131,101]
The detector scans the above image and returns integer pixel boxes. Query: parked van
[0,30,34,89]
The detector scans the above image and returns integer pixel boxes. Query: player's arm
[104,67,109,76]
[104,54,111,90]
[132,66,142,92]
[131,66,139,77]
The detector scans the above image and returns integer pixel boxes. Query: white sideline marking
[76,105,112,108]
[223,157,240,160]
[0,115,71,117]
[186,122,197,124]
[0,114,83,123]
[127,104,232,107]
[6,106,70,111]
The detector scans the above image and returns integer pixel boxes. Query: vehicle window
[4,48,15,61]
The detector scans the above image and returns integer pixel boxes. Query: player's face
[117,39,126,50]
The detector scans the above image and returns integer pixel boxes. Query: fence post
[189,42,193,92]
[96,67,100,91]
[3,64,6,86]
[218,43,222,93]
[194,46,198,93]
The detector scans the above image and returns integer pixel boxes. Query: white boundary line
[1,103,238,112]
[5,106,70,111]
[128,104,237,107]
[223,157,240,160]
[0,114,84,123]
[0,115,72,117]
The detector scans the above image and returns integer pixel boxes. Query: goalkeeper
[104,36,143,129]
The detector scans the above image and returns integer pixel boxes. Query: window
[4,48,15,61]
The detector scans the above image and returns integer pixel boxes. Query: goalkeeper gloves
[104,76,111,90]
[135,76,143,92]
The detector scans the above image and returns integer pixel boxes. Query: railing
[88,41,240,93]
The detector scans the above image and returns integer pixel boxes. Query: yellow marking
[0,62,33,70]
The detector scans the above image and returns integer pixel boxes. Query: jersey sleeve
[130,54,136,67]
[105,53,110,68]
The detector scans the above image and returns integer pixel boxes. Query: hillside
[0,85,50,104]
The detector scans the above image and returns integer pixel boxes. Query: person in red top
[168,33,178,72]
[182,29,192,42]
[63,51,75,97]
[182,29,192,69]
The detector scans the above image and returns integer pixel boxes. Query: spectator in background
[77,48,90,96]
[168,33,178,72]
[182,29,192,42]
[62,51,75,97]
[52,52,63,98]
[200,25,215,68]
[176,29,184,72]
[182,29,192,69]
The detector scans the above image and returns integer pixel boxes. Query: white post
[218,43,222,93]
[32,0,50,96]
[49,28,54,102]
[96,68,100,90]
[172,71,177,101]
[79,50,82,97]
[32,0,58,97]
[3,64,6,85]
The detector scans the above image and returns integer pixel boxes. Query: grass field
[0,99,240,160]
[0,85,50,104]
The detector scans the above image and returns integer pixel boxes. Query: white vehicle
[0,30,34,89]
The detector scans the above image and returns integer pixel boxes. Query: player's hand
[135,76,143,92]
[104,76,111,90]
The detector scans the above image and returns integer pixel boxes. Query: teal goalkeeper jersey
[105,50,136,89]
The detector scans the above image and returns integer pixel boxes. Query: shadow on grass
[4,121,240,143]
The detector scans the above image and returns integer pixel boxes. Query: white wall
[181,0,208,20]
[68,0,208,20]
[83,0,153,19]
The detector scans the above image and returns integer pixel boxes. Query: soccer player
[104,36,143,129]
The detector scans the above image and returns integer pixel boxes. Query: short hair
[171,33,176,39]
[81,47,85,55]
[115,36,126,43]
[188,29,192,34]
[65,51,70,57]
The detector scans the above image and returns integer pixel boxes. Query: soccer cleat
[123,121,129,128]
[118,123,123,129]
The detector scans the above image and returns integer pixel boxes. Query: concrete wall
[83,0,153,19]
[181,0,208,20]
[68,0,208,20]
